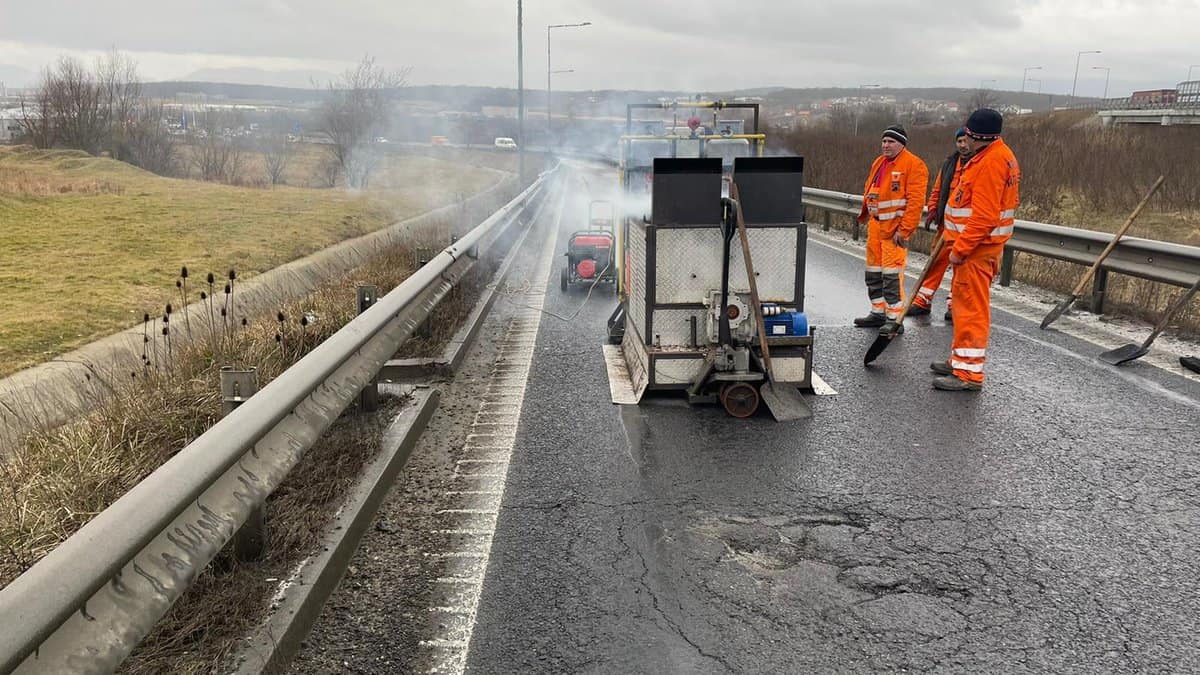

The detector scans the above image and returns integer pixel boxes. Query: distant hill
[137,81,1097,114]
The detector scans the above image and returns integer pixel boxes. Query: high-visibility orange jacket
[947,138,1020,257]
[925,153,968,240]
[859,147,929,239]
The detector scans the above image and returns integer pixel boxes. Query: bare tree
[125,102,179,176]
[190,111,245,183]
[260,132,293,185]
[317,55,410,189]
[97,49,143,158]
[45,56,109,155]
[965,89,998,112]
[16,79,56,148]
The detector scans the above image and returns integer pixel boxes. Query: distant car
[374,136,389,144]
[494,137,517,149]
[431,135,449,146]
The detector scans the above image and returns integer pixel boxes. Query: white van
[494,137,518,149]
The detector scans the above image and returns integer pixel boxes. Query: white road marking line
[601,344,640,405]
[423,176,564,675]
[810,371,838,396]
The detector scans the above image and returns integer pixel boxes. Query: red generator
[560,201,617,293]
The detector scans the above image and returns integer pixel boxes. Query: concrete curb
[228,386,441,675]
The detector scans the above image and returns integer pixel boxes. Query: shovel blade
[1098,343,1149,365]
[863,334,894,365]
[1182,356,1200,374]
[760,382,812,421]
[1040,295,1077,330]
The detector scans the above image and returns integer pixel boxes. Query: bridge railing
[804,186,1200,313]
[0,168,557,674]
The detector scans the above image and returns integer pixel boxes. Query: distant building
[1130,89,1176,106]
[0,109,24,142]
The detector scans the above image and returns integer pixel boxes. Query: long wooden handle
[729,181,774,379]
[1141,276,1200,347]
[893,235,946,324]
[1070,175,1165,296]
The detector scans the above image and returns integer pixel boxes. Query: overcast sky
[1,0,1198,97]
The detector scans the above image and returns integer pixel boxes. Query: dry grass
[0,209,500,672]
[0,145,501,377]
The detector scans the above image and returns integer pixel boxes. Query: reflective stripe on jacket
[860,147,930,238]
[947,138,1020,257]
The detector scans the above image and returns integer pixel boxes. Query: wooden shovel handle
[1070,175,1165,296]
[729,180,774,379]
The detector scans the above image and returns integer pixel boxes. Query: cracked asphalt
[296,161,1200,674]
[464,163,1200,673]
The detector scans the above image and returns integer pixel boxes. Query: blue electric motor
[761,304,809,337]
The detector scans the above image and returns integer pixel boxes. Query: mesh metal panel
[648,308,707,348]
[654,227,799,304]
[628,221,648,339]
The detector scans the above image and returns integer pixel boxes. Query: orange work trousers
[948,243,1003,384]
[914,237,954,310]
[864,220,908,320]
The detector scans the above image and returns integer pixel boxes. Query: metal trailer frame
[619,155,812,402]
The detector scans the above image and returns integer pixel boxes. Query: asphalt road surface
[298,160,1200,674]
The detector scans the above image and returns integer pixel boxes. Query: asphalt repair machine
[606,101,815,420]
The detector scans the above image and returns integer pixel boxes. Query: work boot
[907,304,931,317]
[854,312,886,327]
[930,361,953,376]
[932,375,982,391]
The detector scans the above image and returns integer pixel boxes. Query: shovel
[729,181,811,421]
[864,235,946,365]
[1041,175,1165,330]
[1097,275,1200,365]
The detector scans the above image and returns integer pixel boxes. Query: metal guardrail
[804,186,1200,311]
[0,168,557,674]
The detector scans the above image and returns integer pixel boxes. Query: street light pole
[980,79,997,90]
[1022,66,1042,93]
[1092,66,1111,99]
[1188,64,1200,82]
[1072,50,1101,99]
[517,0,524,180]
[547,21,590,145]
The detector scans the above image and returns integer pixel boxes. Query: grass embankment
[0,145,500,376]
[775,115,1200,332]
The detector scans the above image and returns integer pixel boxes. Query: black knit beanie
[964,109,1003,139]
[881,124,908,146]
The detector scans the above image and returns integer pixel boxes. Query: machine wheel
[720,382,760,418]
[560,267,569,293]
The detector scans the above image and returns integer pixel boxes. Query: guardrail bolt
[220,366,267,563]
[1090,268,1109,314]
[357,285,380,413]
[1000,248,1015,287]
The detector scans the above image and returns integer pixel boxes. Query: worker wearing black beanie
[853,124,929,329]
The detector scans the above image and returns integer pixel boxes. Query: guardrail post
[1091,268,1109,314]
[852,216,861,242]
[1000,248,1015,287]
[221,366,266,562]
[823,210,831,232]
[357,285,379,412]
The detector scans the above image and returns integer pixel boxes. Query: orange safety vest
[946,138,1020,256]
[860,147,929,238]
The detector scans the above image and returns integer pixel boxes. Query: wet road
[463,162,1200,673]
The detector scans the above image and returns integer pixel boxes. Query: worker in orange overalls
[932,109,1020,391]
[908,127,971,322]
[854,125,929,329]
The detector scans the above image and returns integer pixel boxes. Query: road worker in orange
[908,127,971,322]
[853,125,929,329]
[931,109,1020,391]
